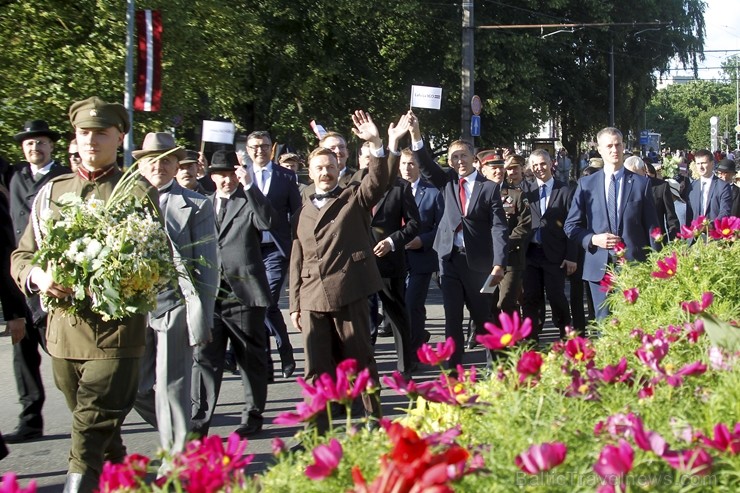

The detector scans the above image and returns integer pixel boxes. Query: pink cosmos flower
[174,433,252,492]
[662,448,713,476]
[593,440,634,489]
[635,334,669,371]
[637,383,654,399]
[306,439,343,480]
[516,351,543,383]
[0,474,37,493]
[684,319,705,343]
[477,312,532,350]
[662,361,707,387]
[709,346,735,371]
[709,216,740,240]
[628,414,668,456]
[564,336,595,364]
[271,437,287,456]
[697,423,740,454]
[99,453,149,493]
[594,413,632,438]
[587,357,632,385]
[676,223,698,239]
[564,369,598,400]
[651,252,678,279]
[613,242,627,263]
[599,271,614,293]
[650,226,663,242]
[623,287,639,304]
[680,292,714,314]
[417,337,455,366]
[514,442,567,474]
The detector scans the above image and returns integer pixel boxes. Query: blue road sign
[471,115,481,137]
[639,130,649,145]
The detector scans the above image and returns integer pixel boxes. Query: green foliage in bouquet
[32,165,175,321]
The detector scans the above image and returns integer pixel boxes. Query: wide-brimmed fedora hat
[13,120,61,143]
[209,150,240,172]
[132,132,186,160]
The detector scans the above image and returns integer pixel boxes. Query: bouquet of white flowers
[32,166,175,321]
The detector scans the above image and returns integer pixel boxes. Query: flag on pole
[134,10,162,112]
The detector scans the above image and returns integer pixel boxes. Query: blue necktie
[535,184,547,243]
[608,174,618,234]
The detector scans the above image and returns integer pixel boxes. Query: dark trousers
[12,313,46,430]
[405,271,433,353]
[440,250,493,369]
[569,247,594,334]
[52,356,140,493]
[261,244,294,368]
[522,244,572,341]
[303,299,381,425]
[191,297,268,435]
[377,276,415,372]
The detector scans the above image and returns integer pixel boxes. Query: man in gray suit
[133,133,218,455]
[191,150,277,438]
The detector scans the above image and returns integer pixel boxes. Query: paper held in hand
[410,85,443,110]
[480,274,500,294]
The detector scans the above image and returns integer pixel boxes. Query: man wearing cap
[278,152,307,191]
[522,149,576,342]
[6,120,71,444]
[505,155,526,189]
[11,96,158,492]
[715,158,739,217]
[686,150,733,224]
[245,131,300,380]
[176,150,211,195]
[476,151,531,341]
[132,133,218,456]
[191,150,277,438]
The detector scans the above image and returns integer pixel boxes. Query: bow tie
[77,165,117,182]
[312,187,341,200]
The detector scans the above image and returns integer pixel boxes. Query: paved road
[0,284,563,490]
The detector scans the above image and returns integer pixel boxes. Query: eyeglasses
[247,144,271,152]
[69,152,81,160]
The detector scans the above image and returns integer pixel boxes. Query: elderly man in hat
[191,150,277,438]
[5,120,71,444]
[11,97,159,492]
[716,158,740,217]
[132,133,218,457]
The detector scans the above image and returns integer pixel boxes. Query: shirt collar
[158,179,176,194]
[536,176,555,189]
[460,170,478,183]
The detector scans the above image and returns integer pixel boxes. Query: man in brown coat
[289,111,404,428]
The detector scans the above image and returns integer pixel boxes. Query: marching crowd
[1,97,739,492]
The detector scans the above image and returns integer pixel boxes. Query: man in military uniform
[11,96,157,493]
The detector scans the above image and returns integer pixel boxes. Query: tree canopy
[0,0,705,162]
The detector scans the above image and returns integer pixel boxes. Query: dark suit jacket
[370,177,420,278]
[414,146,509,272]
[290,155,392,313]
[686,175,733,224]
[10,161,71,245]
[406,179,444,275]
[258,163,301,258]
[215,185,277,308]
[650,177,680,240]
[731,185,740,218]
[565,169,659,282]
[524,178,576,265]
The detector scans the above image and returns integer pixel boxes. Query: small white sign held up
[410,85,443,110]
[201,120,236,145]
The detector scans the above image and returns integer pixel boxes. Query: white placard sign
[410,85,443,110]
[201,120,236,144]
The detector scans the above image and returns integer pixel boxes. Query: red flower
[613,241,627,263]
[651,252,678,279]
[516,351,543,383]
[709,216,740,240]
[599,272,614,293]
[622,287,639,304]
[477,312,532,350]
[173,433,252,492]
[650,226,663,242]
[593,440,634,488]
[680,292,714,314]
[564,336,595,364]
[514,442,567,474]
[697,423,740,454]
[99,453,149,492]
[417,337,455,366]
[662,448,713,476]
[305,439,343,480]
[1,473,37,493]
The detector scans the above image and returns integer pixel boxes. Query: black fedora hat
[13,120,61,143]
[716,158,736,173]
[209,150,240,172]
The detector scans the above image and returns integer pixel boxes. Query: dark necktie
[456,177,467,233]
[608,174,618,234]
[217,197,228,226]
[535,184,547,243]
[312,187,341,200]
[700,181,706,215]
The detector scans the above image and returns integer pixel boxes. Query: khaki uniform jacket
[11,168,159,360]
[289,154,393,313]
[500,184,531,270]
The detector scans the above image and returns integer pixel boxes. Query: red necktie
[456,177,467,233]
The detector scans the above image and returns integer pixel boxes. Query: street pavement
[0,284,562,491]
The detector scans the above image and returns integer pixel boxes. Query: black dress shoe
[423,330,431,343]
[281,361,296,379]
[377,327,393,337]
[466,331,478,350]
[235,423,262,438]
[4,425,43,443]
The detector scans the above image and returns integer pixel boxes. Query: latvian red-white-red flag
[134,10,162,112]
